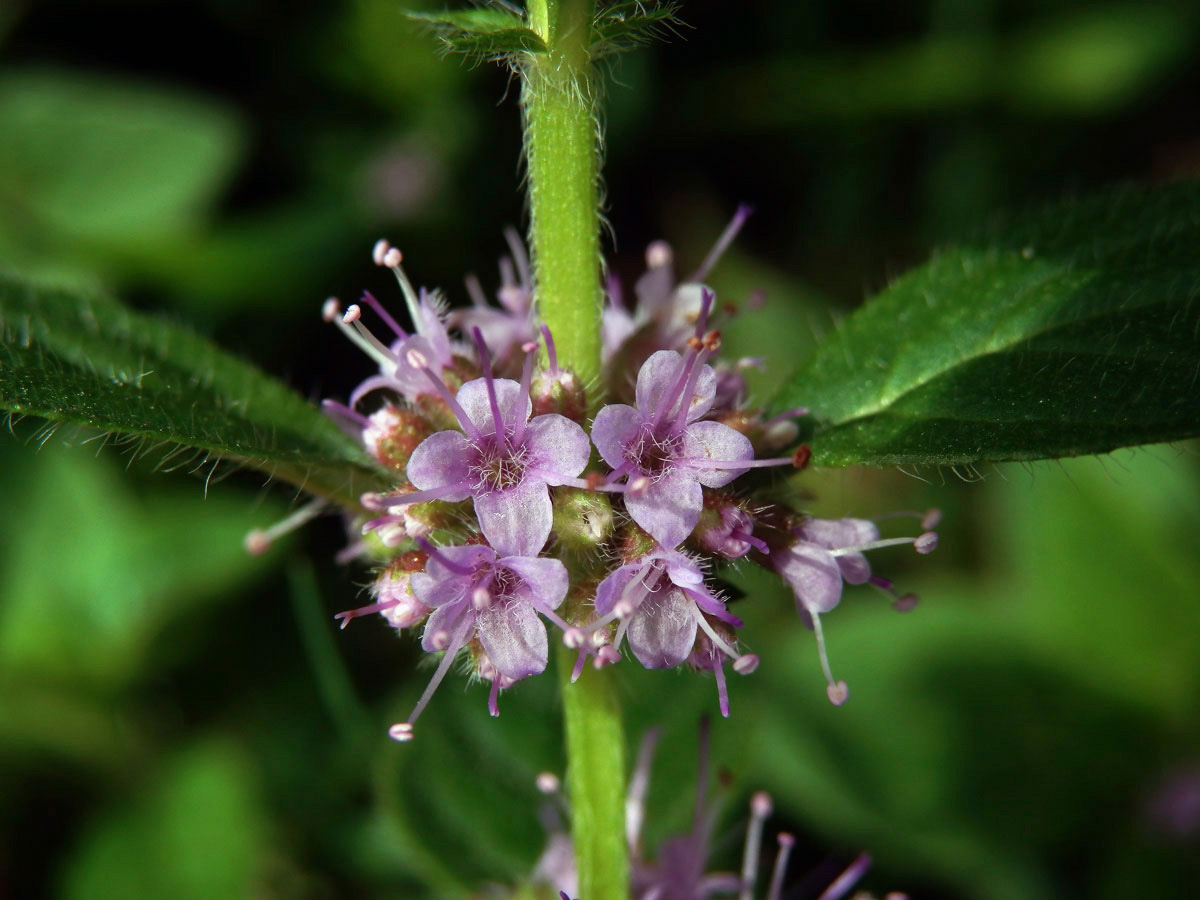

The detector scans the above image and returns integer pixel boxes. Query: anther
[792,444,812,469]
[372,239,391,266]
[585,472,604,491]
[914,531,939,554]
[342,304,362,324]
[646,240,672,269]
[614,599,635,620]
[893,593,919,612]
[596,645,621,666]
[751,790,773,818]
[733,653,760,675]
[589,629,610,649]
[243,529,271,556]
[405,348,429,370]
[563,628,585,649]
[321,297,341,322]
[472,586,492,610]
[921,508,942,530]
[628,476,650,497]
[430,630,450,651]
[383,247,403,268]
[702,329,721,352]
[536,772,561,795]
[388,722,414,742]
[686,336,703,351]
[826,680,850,706]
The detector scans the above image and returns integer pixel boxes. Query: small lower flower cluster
[287,210,937,740]
[531,719,909,900]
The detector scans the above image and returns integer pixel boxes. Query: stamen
[464,272,487,307]
[765,834,795,900]
[360,290,406,338]
[321,297,341,322]
[536,772,560,795]
[596,644,621,666]
[626,728,661,854]
[646,240,673,269]
[817,852,872,900]
[372,482,473,516]
[828,536,926,557]
[691,204,753,283]
[683,455,795,471]
[334,598,401,629]
[503,225,531,288]
[739,791,773,900]
[472,327,509,444]
[512,345,535,445]
[488,678,501,717]
[733,654,759,675]
[689,605,741,661]
[344,305,402,364]
[415,363,483,440]
[320,399,370,429]
[382,247,426,333]
[810,610,848,705]
[416,538,481,577]
[390,615,474,741]
[372,238,391,266]
[915,531,939,554]
[243,498,326,555]
[713,654,730,717]
[792,444,812,469]
[540,324,560,373]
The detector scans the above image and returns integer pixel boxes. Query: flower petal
[591,403,643,469]
[626,586,697,669]
[594,561,644,617]
[625,468,703,548]
[525,413,590,482]
[777,543,843,614]
[456,377,532,433]
[682,420,753,488]
[502,555,569,612]
[407,430,474,498]
[635,350,716,422]
[421,599,473,652]
[476,601,549,680]
[475,479,552,557]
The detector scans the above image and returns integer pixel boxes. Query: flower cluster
[297,211,938,740]
[529,720,907,900]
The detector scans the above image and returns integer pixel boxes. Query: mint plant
[2,3,1199,899]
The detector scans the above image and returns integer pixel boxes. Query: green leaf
[0,69,243,250]
[409,9,548,58]
[0,271,387,504]
[61,741,269,900]
[776,183,1200,467]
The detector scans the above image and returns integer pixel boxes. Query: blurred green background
[2,0,1199,897]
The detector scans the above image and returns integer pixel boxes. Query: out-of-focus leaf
[0,271,387,504]
[0,444,279,688]
[776,184,1200,467]
[0,69,242,249]
[61,742,268,900]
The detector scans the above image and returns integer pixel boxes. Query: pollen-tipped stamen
[738,791,773,900]
[691,204,753,283]
[766,834,795,900]
[389,615,474,742]
[244,498,326,556]
[817,852,872,900]
[810,610,848,706]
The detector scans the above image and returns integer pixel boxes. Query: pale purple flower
[377,332,590,557]
[602,205,753,363]
[450,227,537,369]
[593,328,775,548]
[587,548,757,716]
[322,241,459,410]
[388,542,571,741]
[775,514,939,705]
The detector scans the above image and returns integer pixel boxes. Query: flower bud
[531,367,587,422]
[362,405,433,473]
[552,488,615,551]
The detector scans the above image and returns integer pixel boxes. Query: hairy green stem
[524,3,625,896]
[523,0,603,389]
[557,645,628,900]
